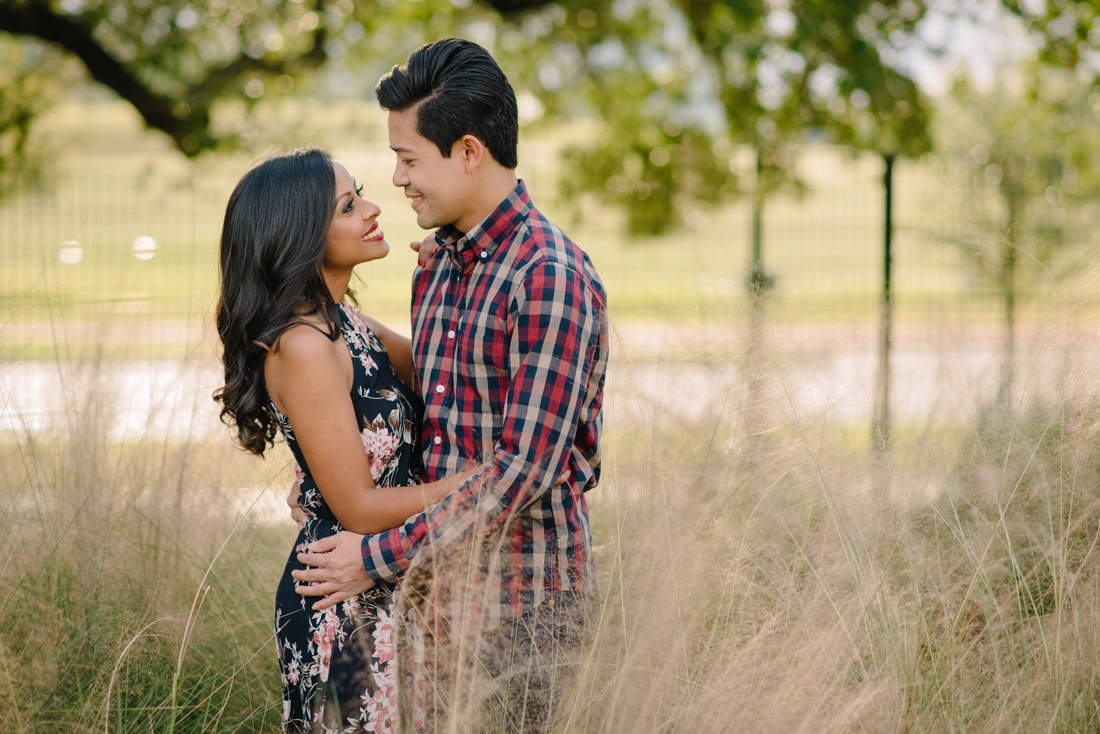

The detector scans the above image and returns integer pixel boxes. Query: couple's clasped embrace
[214,38,608,733]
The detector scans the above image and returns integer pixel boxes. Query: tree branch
[480,0,553,16]
[0,1,214,153]
[0,0,328,156]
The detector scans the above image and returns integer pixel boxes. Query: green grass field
[6,99,1091,361]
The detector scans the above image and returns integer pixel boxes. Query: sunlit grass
[2,304,1098,731]
[0,336,294,730]
[2,99,1099,732]
[565,378,1100,732]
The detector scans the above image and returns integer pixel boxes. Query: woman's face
[323,162,388,273]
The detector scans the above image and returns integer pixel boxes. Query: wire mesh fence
[1,137,1098,343]
[2,123,1099,449]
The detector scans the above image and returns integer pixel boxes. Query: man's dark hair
[375,38,519,169]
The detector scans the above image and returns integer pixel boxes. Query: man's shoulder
[518,204,573,248]
[514,206,597,273]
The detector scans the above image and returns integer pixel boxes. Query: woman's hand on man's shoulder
[410,234,439,267]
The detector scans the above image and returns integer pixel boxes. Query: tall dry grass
[2,326,1099,732]
[0,353,290,731]
[560,341,1100,733]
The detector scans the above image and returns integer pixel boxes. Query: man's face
[387,106,472,231]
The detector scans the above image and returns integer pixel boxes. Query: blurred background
[3,1,1100,731]
[3,0,1099,444]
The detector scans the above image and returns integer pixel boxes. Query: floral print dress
[271,302,425,733]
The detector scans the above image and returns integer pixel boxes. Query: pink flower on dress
[360,420,401,481]
[356,350,379,376]
[312,607,339,682]
[372,607,395,664]
[341,304,381,375]
[365,685,397,733]
[282,640,303,686]
[357,606,399,732]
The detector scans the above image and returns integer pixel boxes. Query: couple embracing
[214,38,608,733]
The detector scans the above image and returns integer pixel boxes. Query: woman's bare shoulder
[269,320,340,366]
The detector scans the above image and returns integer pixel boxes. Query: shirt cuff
[360,527,411,584]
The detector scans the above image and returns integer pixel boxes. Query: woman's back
[270,301,422,523]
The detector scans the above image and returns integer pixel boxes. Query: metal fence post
[873,153,895,456]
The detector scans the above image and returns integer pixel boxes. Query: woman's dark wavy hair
[213,147,342,456]
[375,37,519,169]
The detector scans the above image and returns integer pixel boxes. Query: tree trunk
[998,214,1019,412]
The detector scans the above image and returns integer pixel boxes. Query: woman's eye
[355,183,364,197]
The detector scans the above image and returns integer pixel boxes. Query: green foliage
[0,0,342,154]
[0,0,1095,239]
[559,115,738,236]
[0,37,70,194]
[489,0,933,236]
[486,0,741,235]
[682,0,932,153]
[1001,0,1100,71]
[931,66,1100,292]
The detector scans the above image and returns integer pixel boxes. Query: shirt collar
[435,180,532,272]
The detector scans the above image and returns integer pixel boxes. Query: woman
[214,148,464,732]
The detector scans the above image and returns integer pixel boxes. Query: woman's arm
[266,324,469,534]
[358,314,414,389]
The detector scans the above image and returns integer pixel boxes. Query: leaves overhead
[498,0,935,233]
[0,0,337,155]
[0,0,1096,235]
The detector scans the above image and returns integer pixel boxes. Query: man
[291,38,609,729]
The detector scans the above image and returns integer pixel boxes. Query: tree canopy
[1,0,1095,232]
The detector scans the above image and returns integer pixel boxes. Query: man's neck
[455,169,519,234]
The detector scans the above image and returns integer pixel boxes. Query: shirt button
[479,251,488,259]
[433,436,442,445]
[447,329,455,340]
[435,384,445,394]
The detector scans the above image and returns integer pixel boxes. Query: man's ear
[458,134,487,172]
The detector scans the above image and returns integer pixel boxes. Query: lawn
[6,98,1082,359]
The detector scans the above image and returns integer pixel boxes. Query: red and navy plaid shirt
[360,181,608,627]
